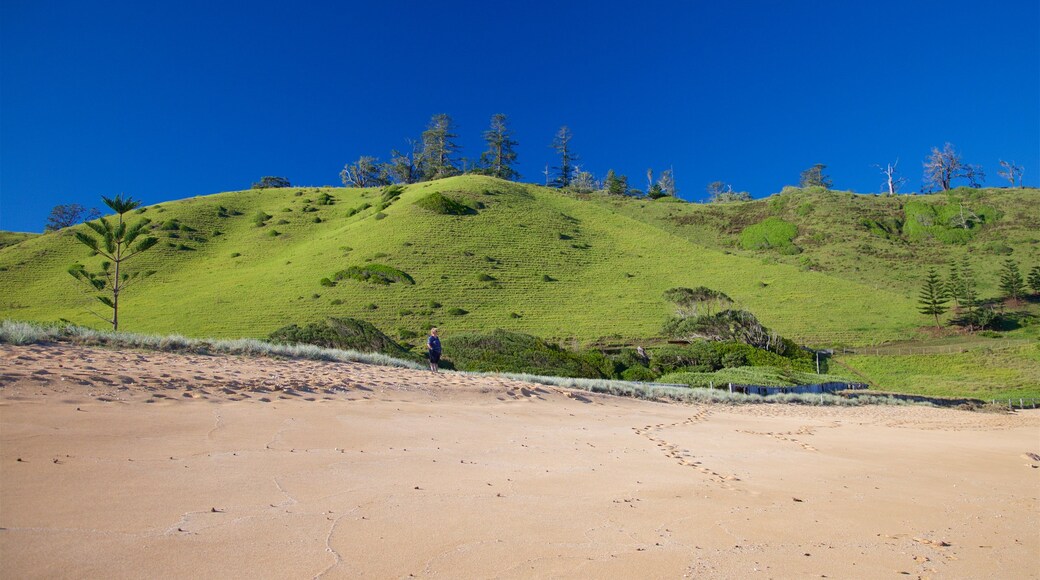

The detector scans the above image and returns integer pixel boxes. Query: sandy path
[1,343,1038,578]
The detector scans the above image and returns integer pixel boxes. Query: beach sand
[1,343,1038,578]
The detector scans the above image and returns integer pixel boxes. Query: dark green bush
[441,329,605,378]
[253,211,272,226]
[269,317,414,359]
[447,307,468,316]
[319,277,335,287]
[621,366,658,382]
[414,192,476,215]
[478,273,496,282]
[332,264,415,285]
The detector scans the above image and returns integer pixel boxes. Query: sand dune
[1,343,1038,578]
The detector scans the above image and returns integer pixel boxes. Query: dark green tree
[421,113,460,181]
[384,139,425,184]
[999,259,1026,301]
[252,176,291,189]
[551,126,577,188]
[918,267,950,329]
[340,156,390,188]
[478,113,519,180]
[45,204,100,231]
[68,195,159,331]
[604,170,628,195]
[799,164,832,189]
[949,257,983,331]
[1028,265,1040,296]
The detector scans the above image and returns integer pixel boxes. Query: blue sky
[2,0,1037,232]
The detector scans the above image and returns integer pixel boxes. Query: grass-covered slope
[0,177,1035,347]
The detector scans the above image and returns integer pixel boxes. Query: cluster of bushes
[269,317,414,360]
[739,217,800,254]
[324,264,415,286]
[902,199,998,244]
[414,192,476,215]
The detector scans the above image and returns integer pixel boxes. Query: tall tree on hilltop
[923,142,985,191]
[45,204,100,231]
[918,267,950,330]
[875,160,907,195]
[385,139,425,184]
[421,114,461,181]
[998,259,1026,302]
[604,169,628,195]
[658,168,677,197]
[340,156,389,188]
[477,113,519,180]
[997,160,1024,187]
[551,126,577,188]
[799,164,832,189]
[68,195,159,331]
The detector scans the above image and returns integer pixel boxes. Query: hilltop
[1,177,1037,350]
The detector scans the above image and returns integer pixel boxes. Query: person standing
[426,327,442,372]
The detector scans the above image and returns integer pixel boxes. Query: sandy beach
[1,343,1038,579]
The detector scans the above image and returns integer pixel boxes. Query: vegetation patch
[414,192,476,215]
[330,264,415,285]
[660,366,851,388]
[269,317,414,359]
[739,217,799,253]
[902,199,998,244]
[442,329,603,377]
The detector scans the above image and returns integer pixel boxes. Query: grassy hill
[1,177,1037,355]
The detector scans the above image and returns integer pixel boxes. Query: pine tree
[918,268,949,330]
[1028,265,1040,296]
[478,113,519,180]
[551,126,576,188]
[68,195,159,331]
[604,170,628,195]
[956,257,981,331]
[999,259,1026,301]
[420,114,461,181]
[945,260,962,309]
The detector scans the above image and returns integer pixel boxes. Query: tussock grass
[0,319,423,369]
[489,371,917,406]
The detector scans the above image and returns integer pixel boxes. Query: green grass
[1,177,1037,365]
[836,343,1040,399]
[0,231,38,250]
[739,216,799,253]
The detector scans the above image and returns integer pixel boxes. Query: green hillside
[1,177,1037,352]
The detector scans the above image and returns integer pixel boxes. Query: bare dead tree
[340,156,387,188]
[646,168,654,192]
[875,159,908,195]
[923,143,982,191]
[997,160,1024,187]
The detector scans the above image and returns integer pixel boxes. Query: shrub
[319,277,335,287]
[542,275,556,282]
[478,273,497,282]
[621,366,658,382]
[268,317,414,359]
[312,216,322,223]
[230,252,241,258]
[267,229,281,237]
[414,192,476,215]
[739,217,798,252]
[428,301,442,309]
[331,264,415,285]
[374,212,387,220]
[441,329,605,378]
[447,307,469,316]
[381,184,405,204]
[316,192,335,205]
[161,219,181,230]
[253,211,272,226]
[902,199,999,244]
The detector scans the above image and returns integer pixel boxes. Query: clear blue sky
[2,0,1037,232]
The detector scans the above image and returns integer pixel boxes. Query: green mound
[332,264,415,285]
[902,198,999,244]
[268,317,413,359]
[441,329,602,377]
[413,192,476,215]
[739,217,799,253]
